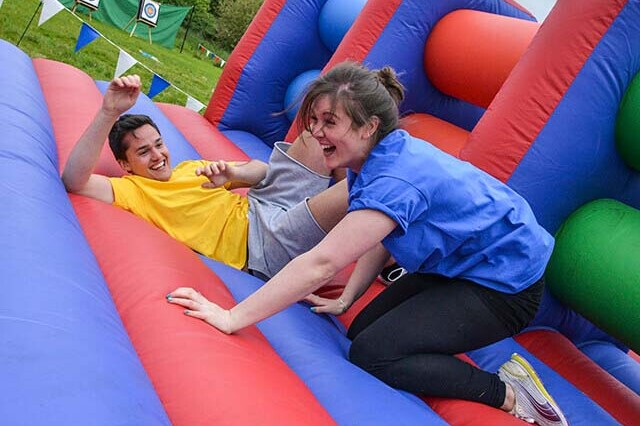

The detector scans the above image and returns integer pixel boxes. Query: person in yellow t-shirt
[62,74,348,278]
[108,159,250,269]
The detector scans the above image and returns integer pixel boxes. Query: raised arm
[167,208,398,333]
[61,75,142,203]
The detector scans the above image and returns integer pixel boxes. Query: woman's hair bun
[376,67,405,106]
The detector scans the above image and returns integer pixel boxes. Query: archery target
[137,0,160,27]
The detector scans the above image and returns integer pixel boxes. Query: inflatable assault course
[2,0,640,424]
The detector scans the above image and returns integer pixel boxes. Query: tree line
[173,0,264,51]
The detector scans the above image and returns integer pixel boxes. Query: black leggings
[347,274,543,407]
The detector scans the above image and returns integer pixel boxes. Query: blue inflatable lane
[0,40,170,426]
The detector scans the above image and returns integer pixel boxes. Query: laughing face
[118,124,172,181]
[309,96,377,172]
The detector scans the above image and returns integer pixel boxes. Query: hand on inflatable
[167,287,233,334]
[305,293,349,315]
[196,160,234,188]
[102,75,141,117]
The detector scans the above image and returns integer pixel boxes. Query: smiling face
[118,124,172,181]
[309,96,378,172]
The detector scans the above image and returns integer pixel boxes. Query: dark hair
[108,114,160,161]
[297,61,405,143]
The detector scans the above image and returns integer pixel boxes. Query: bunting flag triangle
[39,0,65,26]
[114,50,137,78]
[148,74,170,99]
[75,23,100,53]
[185,96,205,113]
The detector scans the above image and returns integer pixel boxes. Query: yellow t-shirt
[110,160,249,269]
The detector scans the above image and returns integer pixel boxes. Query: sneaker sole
[503,353,568,426]
[509,353,560,409]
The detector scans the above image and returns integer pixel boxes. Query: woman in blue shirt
[168,62,567,426]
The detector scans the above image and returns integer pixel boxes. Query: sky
[515,0,558,21]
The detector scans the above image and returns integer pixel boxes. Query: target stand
[71,0,100,22]
[123,0,160,45]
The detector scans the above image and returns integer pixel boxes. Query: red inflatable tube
[72,195,336,425]
[425,9,538,109]
[33,59,122,177]
[400,113,470,157]
[36,54,335,425]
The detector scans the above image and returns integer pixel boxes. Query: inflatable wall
[1,0,639,424]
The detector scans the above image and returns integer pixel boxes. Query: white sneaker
[498,353,568,426]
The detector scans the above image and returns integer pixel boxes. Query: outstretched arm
[305,242,390,315]
[167,209,397,333]
[62,75,142,203]
[196,159,268,189]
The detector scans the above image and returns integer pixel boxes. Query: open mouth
[150,160,166,171]
[321,144,336,156]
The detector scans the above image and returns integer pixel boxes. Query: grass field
[0,0,228,108]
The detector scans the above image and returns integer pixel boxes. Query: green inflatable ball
[616,72,640,171]
[546,198,640,352]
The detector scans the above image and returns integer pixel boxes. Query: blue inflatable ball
[318,0,368,52]
[284,69,321,122]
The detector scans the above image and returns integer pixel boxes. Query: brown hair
[297,61,405,143]
[108,114,161,161]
